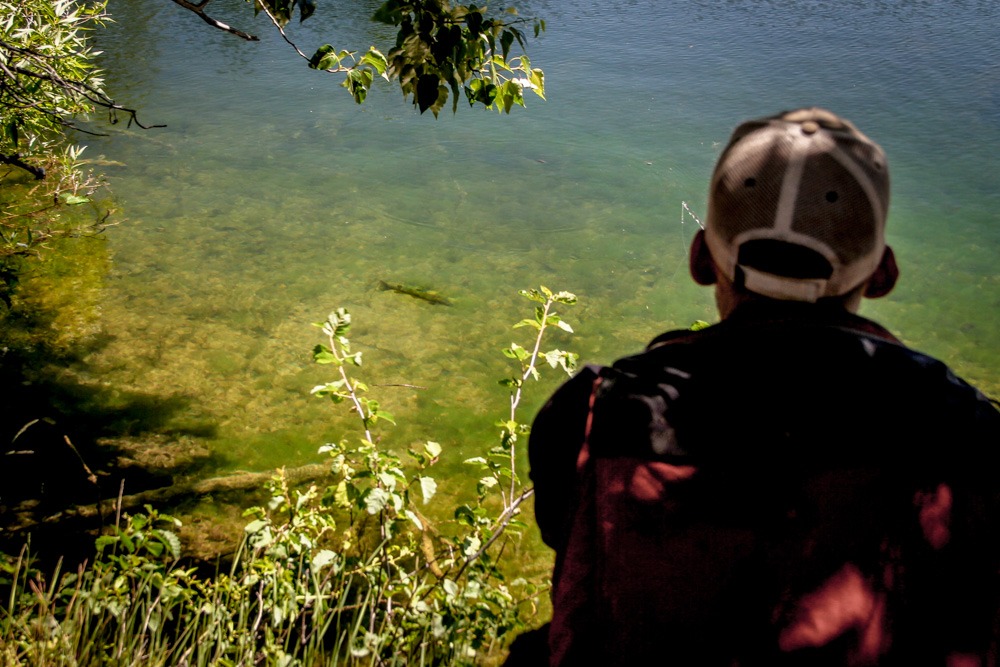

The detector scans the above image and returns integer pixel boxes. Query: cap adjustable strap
[740,265,826,302]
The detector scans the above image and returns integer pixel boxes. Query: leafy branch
[459,286,577,570]
[166,0,546,115]
[310,307,394,445]
[1,1,161,179]
[492,285,578,507]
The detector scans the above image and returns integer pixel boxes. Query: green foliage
[1,0,113,175]
[372,0,546,115]
[252,0,545,116]
[253,0,317,25]
[0,148,112,347]
[0,287,577,665]
[0,1,123,289]
[475,286,577,516]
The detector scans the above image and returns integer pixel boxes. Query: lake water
[75,0,999,498]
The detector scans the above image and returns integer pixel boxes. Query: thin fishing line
[669,201,705,280]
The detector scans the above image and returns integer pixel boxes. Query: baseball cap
[704,107,890,302]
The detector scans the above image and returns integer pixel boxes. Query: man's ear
[689,229,718,286]
[863,246,899,298]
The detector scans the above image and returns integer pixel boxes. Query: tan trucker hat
[704,107,890,302]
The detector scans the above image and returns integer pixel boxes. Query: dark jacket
[527,302,1000,665]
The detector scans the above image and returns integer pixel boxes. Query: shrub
[0,286,578,665]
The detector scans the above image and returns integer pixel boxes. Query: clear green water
[69,0,1000,494]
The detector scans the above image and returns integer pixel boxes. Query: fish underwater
[377,280,454,306]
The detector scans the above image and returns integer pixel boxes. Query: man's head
[690,107,898,316]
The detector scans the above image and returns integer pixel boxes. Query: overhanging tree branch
[168,0,260,41]
[0,152,45,180]
[163,0,546,116]
[0,39,163,134]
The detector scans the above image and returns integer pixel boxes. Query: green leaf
[155,529,182,560]
[244,519,268,534]
[95,535,118,551]
[364,488,390,514]
[312,344,337,364]
[466,79,498,107]
[414,74,436,114]
[454,505,477,526]
[371,0,404,25]
[425,441,442,459]
[342,68,374,104]
[529,68,546,99]
[554,290,577,304]
[334,479,350,507]
[298,0,316,22]
[312,549,337,570]
[378,472,398,490]
[419,476,437,504]
[503,343,529,361]
[360,48,389,77]
[500,30,514,60]
[465,10,484,36]
[462,536,482,557]
[309,44,337,70]
[518,288,546,303]
[59,193,90,205]
[556,319,574,333]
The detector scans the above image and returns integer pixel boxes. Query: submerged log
[5,463,331,534]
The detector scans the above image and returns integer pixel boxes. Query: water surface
[77,0,1000,488]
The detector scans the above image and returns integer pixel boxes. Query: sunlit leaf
[312,345,337,364]
[419,476,437,503]
[364,488,390,514]
[360,48,389,77]
[59,193,90,205]
[244,519,268,534]
[312,549,337,570]
[155,529,182,560]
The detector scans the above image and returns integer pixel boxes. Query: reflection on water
[69,0,1000,487]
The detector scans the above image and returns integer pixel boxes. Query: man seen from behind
[524,107,1000,666]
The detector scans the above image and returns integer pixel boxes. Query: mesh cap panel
[704,108,890,302]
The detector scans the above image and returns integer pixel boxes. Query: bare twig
[169,0,260,41]
[62,436,98,486]
[453,487,534,579]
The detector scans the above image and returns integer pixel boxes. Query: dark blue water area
[80,0,1000,473]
